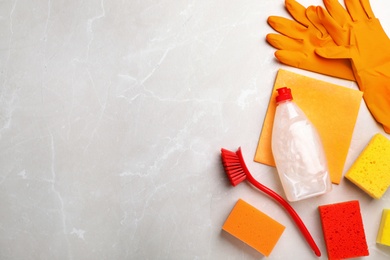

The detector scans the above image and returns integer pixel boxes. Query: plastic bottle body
[272,100,332,202]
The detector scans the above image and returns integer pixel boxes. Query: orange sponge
[222,199,285,256]
[319,200,369,259]
[345,133,390,199]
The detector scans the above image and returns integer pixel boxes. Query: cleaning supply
[377,209,390,246]
[315,0,390,133]
[345,133,390,199]
[222,199,285,256]
[266,0,354,80]
[319,200,369,259]
[271,87,332,201]
[255,69,362,184]
[220,147,321,257]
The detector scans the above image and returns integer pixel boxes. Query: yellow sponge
[345,134,390,199]
[377,209,390,246]
[222,199,285,256]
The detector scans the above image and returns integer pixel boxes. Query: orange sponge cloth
[222,199,285,256]
[345,133,390,199]
[377,209,390,246]
[319,200,369,259]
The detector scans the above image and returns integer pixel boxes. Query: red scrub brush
[221,147,321,257]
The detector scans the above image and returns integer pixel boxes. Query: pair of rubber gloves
[267,0,390,133]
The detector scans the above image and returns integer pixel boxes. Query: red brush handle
[236,148,321,257]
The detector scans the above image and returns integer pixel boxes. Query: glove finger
[317,6,348,45]
[323,0,351,26]
[285,0,310,27]
[266,33,302,51]
[306,5,328,37]
[360,0,375,18]
[315,45,352,59]
[274,50,310,68]
[268,16,307,40]
[345,0,371,21]
[275,50,355,80]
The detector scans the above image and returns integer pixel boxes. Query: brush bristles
[221,148,247,186]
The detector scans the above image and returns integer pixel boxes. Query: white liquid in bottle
[271,87,332,201]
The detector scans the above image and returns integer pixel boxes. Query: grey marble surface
[0,0,389,259]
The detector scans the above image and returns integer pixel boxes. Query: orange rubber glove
[266,0,355,81]
[315,0,390,133]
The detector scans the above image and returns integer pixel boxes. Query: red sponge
[319,200,369,259]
